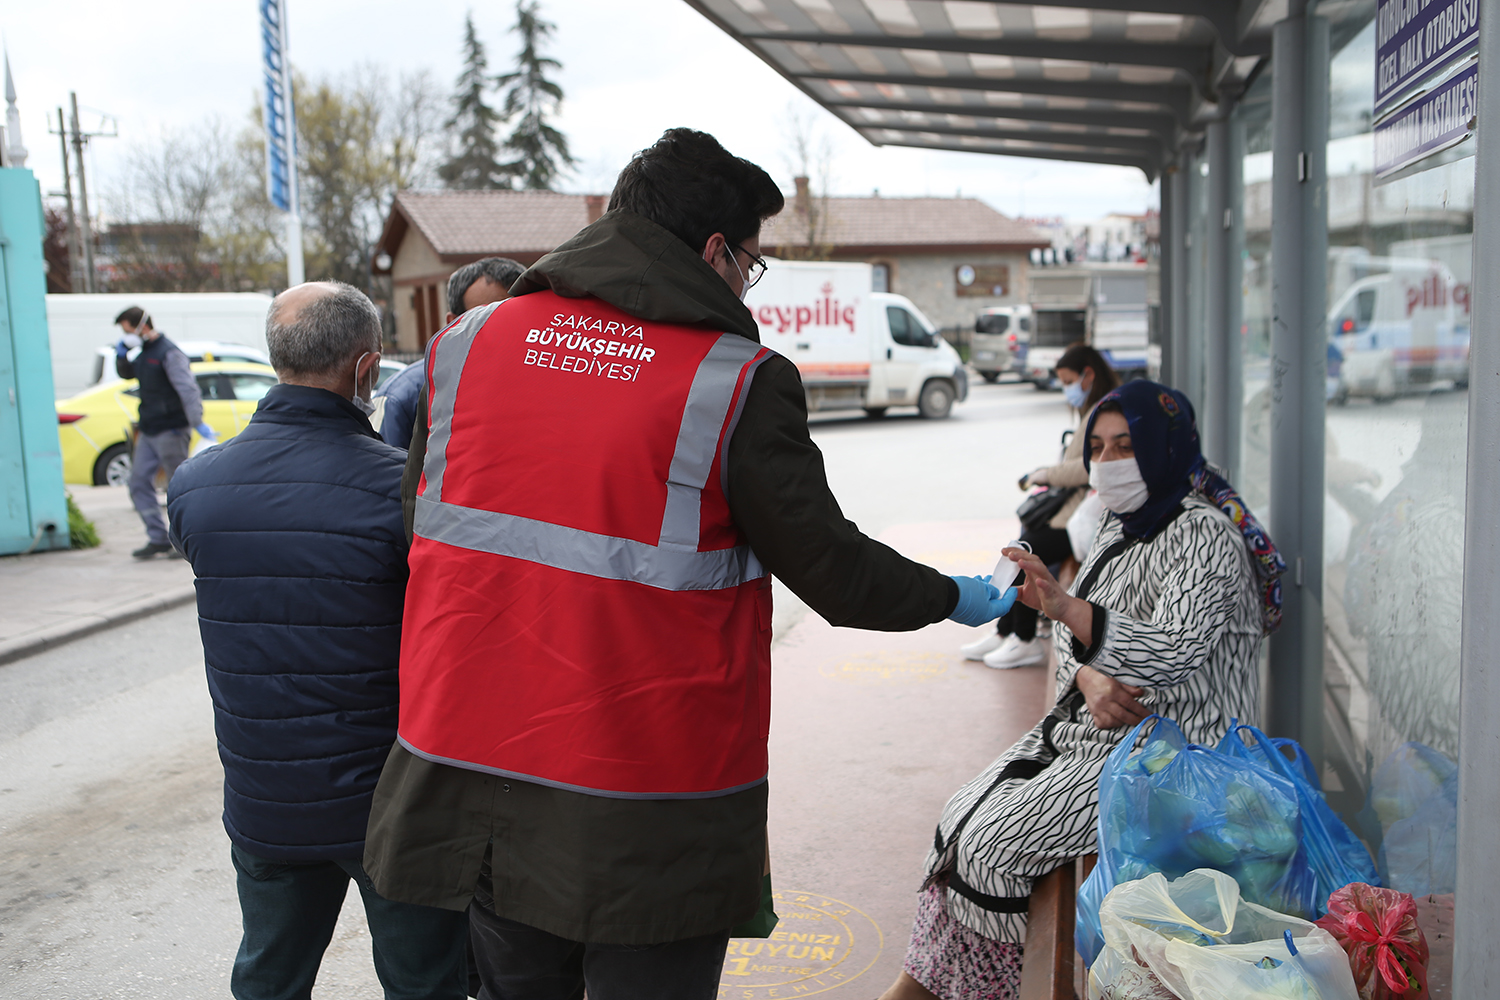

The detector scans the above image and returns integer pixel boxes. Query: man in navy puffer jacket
[168,281,467,1000]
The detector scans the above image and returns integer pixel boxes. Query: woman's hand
[1076,664,1150,729]
[1001,546,1093,643]
[1022,468,1049,489]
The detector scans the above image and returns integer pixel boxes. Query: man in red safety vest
[365,128,1016,999]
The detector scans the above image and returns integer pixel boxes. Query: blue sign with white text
[1376,0,1480,116]
[1374,61,1477,177]
[260,0,295,214]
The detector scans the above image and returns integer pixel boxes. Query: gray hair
[447,257,526,317]
[266,282,382,376]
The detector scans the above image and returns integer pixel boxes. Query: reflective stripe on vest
[399,293,774,798]
[417,305,769,590]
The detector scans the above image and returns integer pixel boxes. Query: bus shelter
[687,0,1499,990]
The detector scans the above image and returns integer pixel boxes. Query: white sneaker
[959,631,1004,661]
[983,635,1047,670]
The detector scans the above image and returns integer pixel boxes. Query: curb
[0,586,199,667]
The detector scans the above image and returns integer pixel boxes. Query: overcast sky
[5,0,1157,223]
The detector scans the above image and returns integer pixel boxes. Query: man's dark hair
[608,129,785,254]
[447,257,526,316]
[114,306,152,330]
[1056,342,1120,412]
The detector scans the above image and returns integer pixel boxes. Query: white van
[46,292,274,399]
[745,259,968,418]
[1327,236,1471,401]
[972,305,1032,382]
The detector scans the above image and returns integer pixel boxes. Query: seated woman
[961,343,1119,670]
[881,380,1284,1000]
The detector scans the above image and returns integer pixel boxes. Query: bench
[1018,854,1097,1000]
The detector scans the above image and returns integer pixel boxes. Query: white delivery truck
[745,259,968,418]
[1327,235,1471,402]
[46,292,274,398]
[1023,265,1152,388]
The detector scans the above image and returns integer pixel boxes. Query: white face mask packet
[1090,458,1150,514]
[992,538,1032,591]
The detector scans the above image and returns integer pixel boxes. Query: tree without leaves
[496,0,575,190]
[777,103,837,261]
[439,14,509,189]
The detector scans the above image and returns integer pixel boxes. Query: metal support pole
[1159,170,1175,383]
[1454,0,1500,990]
[1267,7,1329,764]
[1225,113,1246,484]
[55,107,81,295]
[1168,160,1189,392]
[1184,146,1207,409]
[1204,119,1231,465]
[68,93,95,294]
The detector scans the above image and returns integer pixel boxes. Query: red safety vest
[399,291,774,798]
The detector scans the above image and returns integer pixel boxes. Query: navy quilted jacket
[168,384,408,860]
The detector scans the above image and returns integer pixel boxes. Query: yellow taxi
[55,361,281,486]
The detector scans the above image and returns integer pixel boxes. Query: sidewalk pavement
[0,485,196,666]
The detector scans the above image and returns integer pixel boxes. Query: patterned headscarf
[1083,380,1285,633]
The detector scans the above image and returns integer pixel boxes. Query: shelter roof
[683,0,1283,178]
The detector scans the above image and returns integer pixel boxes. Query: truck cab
[971,305,1032,383]
[746,260,969,419]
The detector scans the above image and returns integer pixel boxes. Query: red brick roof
[762,196,1049,252]
[374,189,1048,269]
[382,190,597,259]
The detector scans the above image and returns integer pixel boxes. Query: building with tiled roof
[373,189,608,350]
[373,184,1049,350]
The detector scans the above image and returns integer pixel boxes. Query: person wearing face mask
[166,282,469,1000]
[879,379,1283,1000]
[960,343,1118,669]
[112,306,209,559]
[362,128,1013,999]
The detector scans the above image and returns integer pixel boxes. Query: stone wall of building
[836,251,1032,332]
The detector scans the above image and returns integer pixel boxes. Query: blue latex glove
[948,575,1019,626]
[195,422,220,442]
[115,339,129,358]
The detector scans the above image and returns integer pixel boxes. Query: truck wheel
[918,380,955,419]
[864,407,887,419]
[981,371,1000,384]
[95,443,132,486]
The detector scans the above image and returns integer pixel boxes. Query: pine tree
[439,14,508,189]
[496,1,575,190]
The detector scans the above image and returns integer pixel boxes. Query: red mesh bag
[1315,882,1430,998]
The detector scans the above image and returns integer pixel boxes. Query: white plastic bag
[1067,490,1104,562]
[1089,870,1359,1000]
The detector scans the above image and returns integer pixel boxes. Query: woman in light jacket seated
[879,379,1285,1000]
[961,343,1119,670]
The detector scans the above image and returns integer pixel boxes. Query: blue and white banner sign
[1376,0,1480,116]
[260,0,296,214]
[1374,61,1477,178]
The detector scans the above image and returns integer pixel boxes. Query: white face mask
[351,352,377,416]
[1090,457,1150,514]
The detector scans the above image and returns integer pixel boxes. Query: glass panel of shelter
[1235,4,1466,986]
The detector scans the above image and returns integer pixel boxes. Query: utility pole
[53,108,82,294]
[68,93,96,293]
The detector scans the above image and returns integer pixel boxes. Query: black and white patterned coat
[921,494,1264,943]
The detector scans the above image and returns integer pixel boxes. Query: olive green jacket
[364,209,957,944]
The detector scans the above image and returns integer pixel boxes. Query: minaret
[4,48,27,168]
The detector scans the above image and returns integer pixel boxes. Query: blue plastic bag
[1363,741,1457,895]
[1077,716,1321,967]
[1217,723,1379,906]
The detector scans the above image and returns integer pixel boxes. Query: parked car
[54,361,280,486]
[971,306,1032,383]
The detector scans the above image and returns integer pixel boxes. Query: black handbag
[1016,486,1078,532]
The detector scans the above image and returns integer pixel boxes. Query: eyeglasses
[729,242,768,289]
